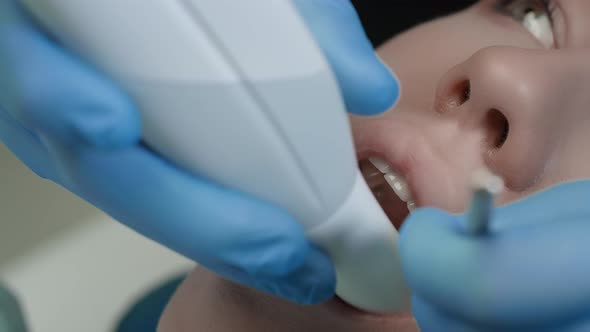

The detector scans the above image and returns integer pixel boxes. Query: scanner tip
[471,168,504,194]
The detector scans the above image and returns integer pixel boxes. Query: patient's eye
[496,0,555,48]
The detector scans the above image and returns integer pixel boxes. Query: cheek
[497,154,590,207]
[376,15,468,105]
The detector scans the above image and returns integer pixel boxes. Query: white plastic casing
[21,0,410,312]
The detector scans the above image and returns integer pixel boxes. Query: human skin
[159,1,590,331]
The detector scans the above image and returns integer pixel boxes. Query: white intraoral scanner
[20,0,411,312]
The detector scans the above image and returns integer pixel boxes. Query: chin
[159,266,421,332]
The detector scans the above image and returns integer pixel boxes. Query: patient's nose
[433,46,582,190]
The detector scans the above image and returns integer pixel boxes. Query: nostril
[438,79,471,113]
[485,109,509,148]
[459,80,471,105]
[447,79,471,107]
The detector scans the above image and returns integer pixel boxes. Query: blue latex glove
[0,0,398,305]
[400,180,590,332]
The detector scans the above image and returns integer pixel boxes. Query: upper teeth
[369,157,416,211]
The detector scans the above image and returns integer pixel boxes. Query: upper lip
[353,116,459,213]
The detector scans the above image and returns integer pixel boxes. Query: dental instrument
[465,168,504,234]
[19,0,410,312]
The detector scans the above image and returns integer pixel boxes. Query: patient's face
[159,1,590,331]
[354,0,590,226]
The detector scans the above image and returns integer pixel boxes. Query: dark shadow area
[116,275,186,332]
[350,1,478,47]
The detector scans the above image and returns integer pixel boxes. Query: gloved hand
[0,0,398,305]
[400,180,590,332]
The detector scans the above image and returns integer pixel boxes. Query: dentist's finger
[0,0,140,149]
[234,244,336,305]
[413,295,590,332]
[412,296,485,332]
[42,138,336,304]
[0,105,57,181]
[293,0,399,115]
[400,182,590,328]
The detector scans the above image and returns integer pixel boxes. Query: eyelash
[496,0,557,47]
[541,0,556,23]
[497,0,555,21]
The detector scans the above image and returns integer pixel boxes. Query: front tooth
[384,173,411,202]
[407,201,416,212]
[369,157,392,174]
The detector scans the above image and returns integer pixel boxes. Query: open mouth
[358,157,416,230]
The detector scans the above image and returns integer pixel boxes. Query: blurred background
[0,1,476,331]
[0,143,193,331]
